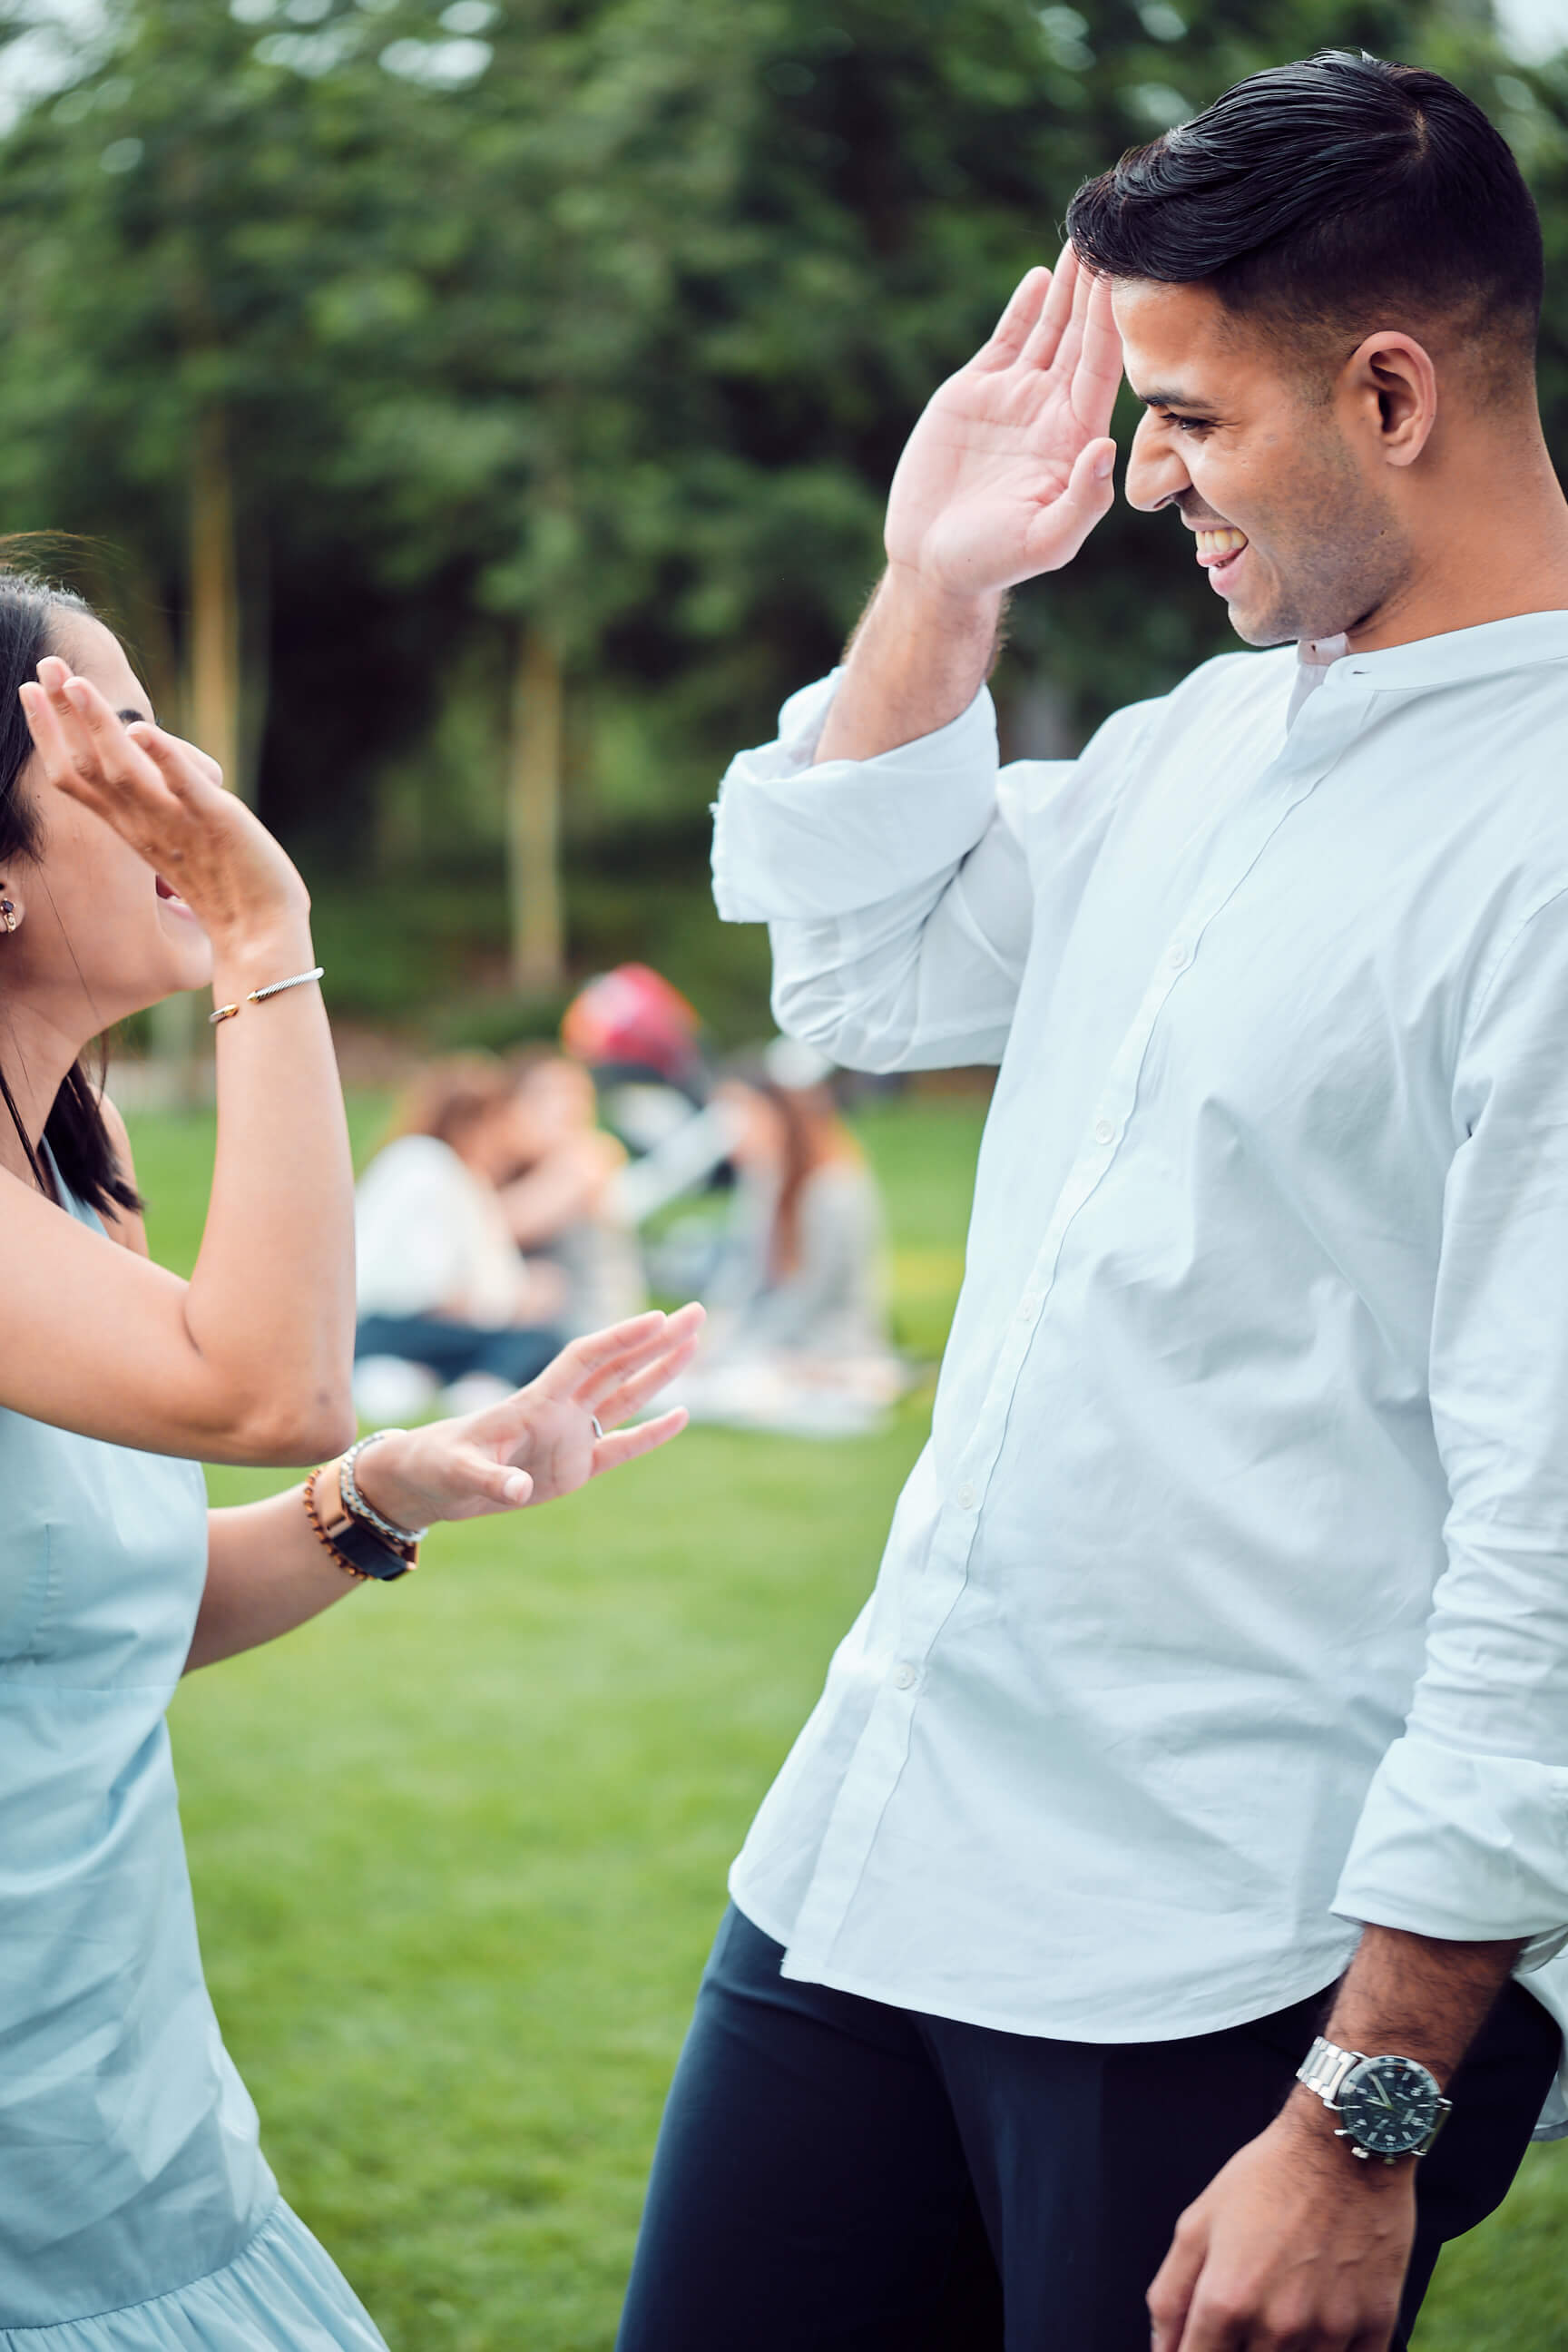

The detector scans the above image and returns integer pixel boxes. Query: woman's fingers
[590,1406,689,1475]
[482,1456,534,1509]
[431,1440,534,1514]
[533,1309,671,1399]
[587,1328,704,1432]
[574,1303,706,1414]
[127,719,224,796]
[23,665,174,826]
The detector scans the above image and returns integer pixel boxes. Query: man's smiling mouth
[1195,527,1249,569]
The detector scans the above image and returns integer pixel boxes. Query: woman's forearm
[188,1485,366,1671]
[187,1305,705,1670]
[181,924,358,1460]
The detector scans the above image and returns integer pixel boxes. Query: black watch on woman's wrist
[313,1463,416,1580]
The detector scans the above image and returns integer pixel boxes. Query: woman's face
[6,615,214,1034]
[514,1057,596,1153]
[715,1080,786,1170]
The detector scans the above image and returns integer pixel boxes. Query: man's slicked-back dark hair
[1067,52,1543,384]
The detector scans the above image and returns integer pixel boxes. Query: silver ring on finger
[590,1414,604,1441]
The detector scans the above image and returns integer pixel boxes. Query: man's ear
[1341,331,1438,468]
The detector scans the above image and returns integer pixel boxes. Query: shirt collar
[1314,610,1568,693]
[1284,611,1568,732]
[1286,633,1349,728]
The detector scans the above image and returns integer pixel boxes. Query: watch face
[1338,2056,1441,2158]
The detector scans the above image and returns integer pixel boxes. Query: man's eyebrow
[1134,386,1209,410]
[116,706,149,725]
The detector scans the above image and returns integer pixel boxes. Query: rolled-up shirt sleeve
[710,672,1036,1073]
[1335,887,1568,1966]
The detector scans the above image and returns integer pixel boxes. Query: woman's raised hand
[353,1305,707,1530]
[883,246,1123,596]
[19,657,309,951]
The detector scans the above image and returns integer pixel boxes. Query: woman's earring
[0,898,17,934]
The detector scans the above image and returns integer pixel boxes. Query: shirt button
[956,1482,978,1511]
[892,1662,918,1691]
[1093,1115,1116,1146]
[1166,940,1190,971]
[1017,1294,1039,1321]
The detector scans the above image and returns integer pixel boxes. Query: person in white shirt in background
[354,1054,572,1419]
[672,1037,907,1436]
[618,52,1568,2352]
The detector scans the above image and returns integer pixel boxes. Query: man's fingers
[1047,244,1098,386]
[1020,239,1081,368]
[1148,2213,1207,2352]
[1071,266,1125,435]
[1023,436,1116,573]
[591,1406,689,1475]
[978,264,1054,368]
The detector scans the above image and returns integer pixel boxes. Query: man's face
[1113,279,1414,648]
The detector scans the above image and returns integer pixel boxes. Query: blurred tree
[0,0,1562,1036]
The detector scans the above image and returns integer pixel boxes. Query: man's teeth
[1195,527,1248,562]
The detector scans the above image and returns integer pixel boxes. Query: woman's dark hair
[0,570,142,1218]
[1067,53,1543,388]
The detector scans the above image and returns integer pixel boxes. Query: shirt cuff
[710,673,1001,923]
[1332,1730,1568,1969]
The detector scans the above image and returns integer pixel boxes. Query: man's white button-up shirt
[710,616,1568,2125]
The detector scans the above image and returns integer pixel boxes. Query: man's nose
[1124,413,1190,514]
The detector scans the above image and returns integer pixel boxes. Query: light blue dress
[0,1159,387,2348]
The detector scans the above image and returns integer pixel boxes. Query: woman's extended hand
[19,657,309,952]
[354,1304,706,1528]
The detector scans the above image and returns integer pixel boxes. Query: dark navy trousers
[617,1905,1561,2352]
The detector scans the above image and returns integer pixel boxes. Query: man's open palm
[885,245,1122,595]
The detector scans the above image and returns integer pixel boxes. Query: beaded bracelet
[302,1465,368,1583]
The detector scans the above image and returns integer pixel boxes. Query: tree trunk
[506,620,565,995]
[150,410,244,1106]
[188,407,244,799]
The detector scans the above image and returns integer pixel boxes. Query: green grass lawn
[124,1092,1564,2350]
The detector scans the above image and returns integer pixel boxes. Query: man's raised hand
[883,246,1122,596]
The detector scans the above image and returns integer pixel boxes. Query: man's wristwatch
[1296,2034,1452,2163]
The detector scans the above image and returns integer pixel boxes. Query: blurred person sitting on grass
[497,1047,646,1336]
[0,567,701,2352]
[353,1052,575,1420]
[672,1038,906,1436]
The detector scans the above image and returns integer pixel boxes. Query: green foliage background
[2,0,1565,1035]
